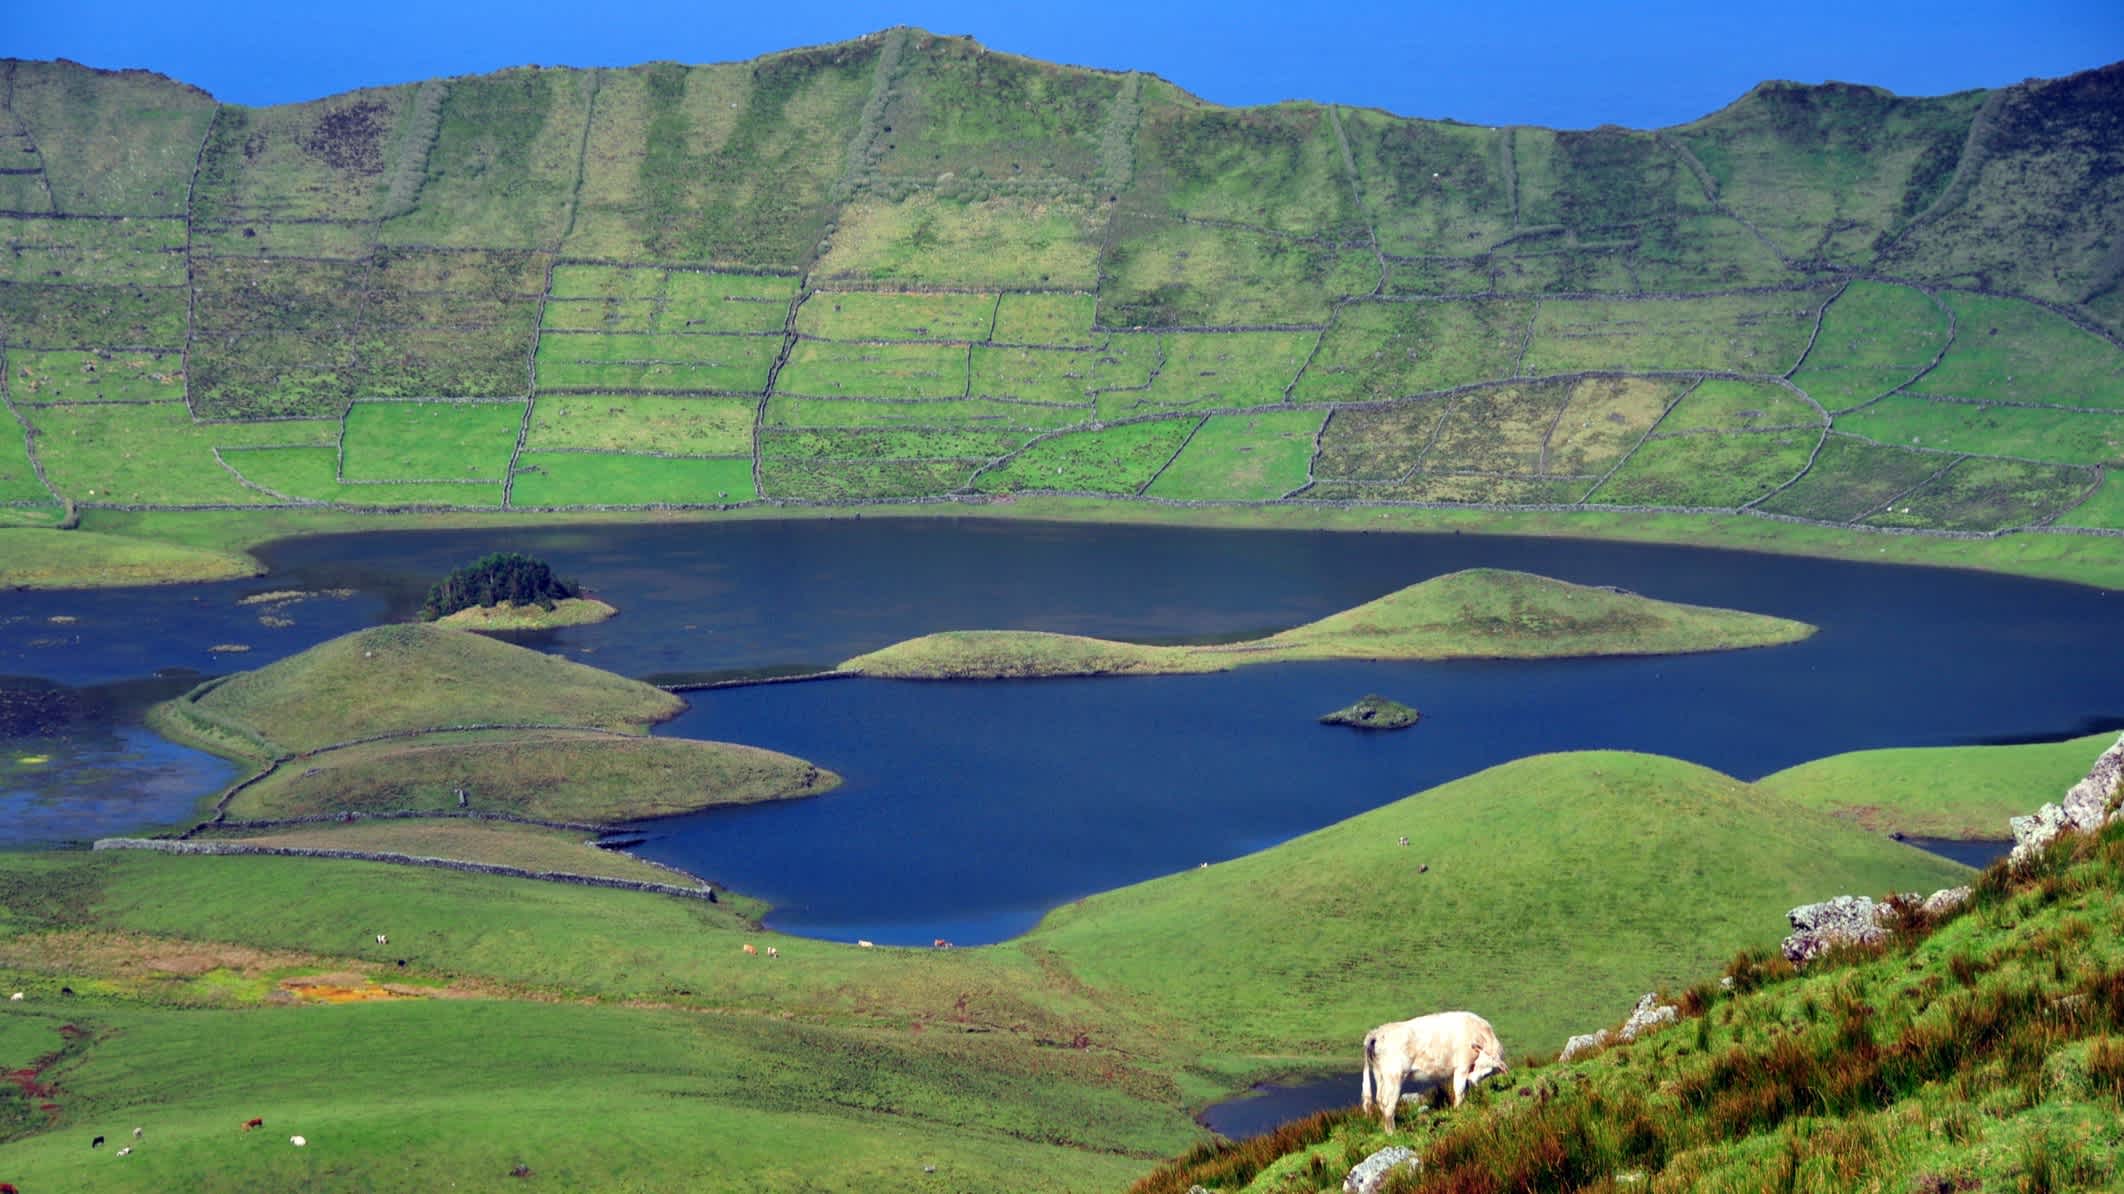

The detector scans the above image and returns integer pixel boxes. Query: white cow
[1360,1011,1508,1131]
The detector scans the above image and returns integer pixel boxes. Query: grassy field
[154,624,684,756]
[533,333,781,393]
[1295,300,1532,405]
[1658,378,1817,434]
[841,568,1813,678]
[340,402,524,483]
[1145,409,1325,500]
[218,447,504,509]
[24,404,337,506]
[1911,292,2124,408]
[1522,291,1833,376]
[813,195,1106,290]
[6,349,185,404]
[1788,281,1952,411]
[973,419,1199,494]
[774,339,969,399]
[223,728,836,823]
[509,453,757,506]
[992,292,1102,346]
[1755,434,1951,522]
[794,290,996,341]
[1837,395,2124,466]
[1589,430,1819,508]
[1757,730,2123,839]
[1860,456,2097,533]
[523,395,757,456]
[1099,332,1316,418]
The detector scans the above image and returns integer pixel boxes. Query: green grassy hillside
[1,41,2119,583]
[0,739,2005,1190]
[1131,811,2124,1194]
[1029,751,1966,1059]
[1758,729,2123,839]
[842,568,1813,677]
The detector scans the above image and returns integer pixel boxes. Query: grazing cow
[243,1117,263,1131]
[857,940,875,949]
[92,1135,105,1149]
[1360,1011,1509,1132]
[8,991,21,1001]
[116,1146,132,1157]
[932,938,955,950]
[741,943,758,956]
[765,947,778,959]
[133,1127,143,1139]
[375,934,388,945]
[290,1135,306,1147]
[3,1179,20,1193]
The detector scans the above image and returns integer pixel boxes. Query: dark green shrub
[418,552,579,620]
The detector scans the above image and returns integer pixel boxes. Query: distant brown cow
[1361,1011,1508,1131]
[742,943,758,956]
[243,1117,263,1131]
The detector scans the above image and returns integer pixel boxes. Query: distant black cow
[92,1135,104,1148]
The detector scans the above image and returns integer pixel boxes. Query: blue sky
[8,0,2121,127]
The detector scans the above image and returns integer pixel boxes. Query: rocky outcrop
[1344,1146,1421,1194]
[2009,731,2124,864]
[1559,992,1677,1060]
[1319,694,1421,731]
[1782,894,1890,964]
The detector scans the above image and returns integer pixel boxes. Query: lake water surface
[2,520,2115,926]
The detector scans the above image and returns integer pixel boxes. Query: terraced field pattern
[2,36,2121,536]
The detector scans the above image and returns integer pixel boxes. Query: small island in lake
[1320,694,1421,730]
[840,568,1815,679]
[143,623,837,882]
[419,551,616,631]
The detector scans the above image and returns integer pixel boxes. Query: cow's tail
[1360,1031,1377,1112]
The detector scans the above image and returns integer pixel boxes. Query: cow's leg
[1451,1065,1469,1107]
[1378,1069,1407,1133]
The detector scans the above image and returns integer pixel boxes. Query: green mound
[225,728,837,823]
[842,569,1815,678]
[1318,694,1421,730]
[1027,751,1968,1056]
[1758,729,2124,840]
[156,624,684,755]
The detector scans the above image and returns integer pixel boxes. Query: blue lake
[0,518,2114,929]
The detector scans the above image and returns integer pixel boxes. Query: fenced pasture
[1,38,2116,543]
[5,349,183,404]
[525,395,757,456]
[339,400,524,482]
[508,452,756,506]
[1144,409,1324,500]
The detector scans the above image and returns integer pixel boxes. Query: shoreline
[2,497,2116,593]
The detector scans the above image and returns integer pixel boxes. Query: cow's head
[1470,1049,1509,1085]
